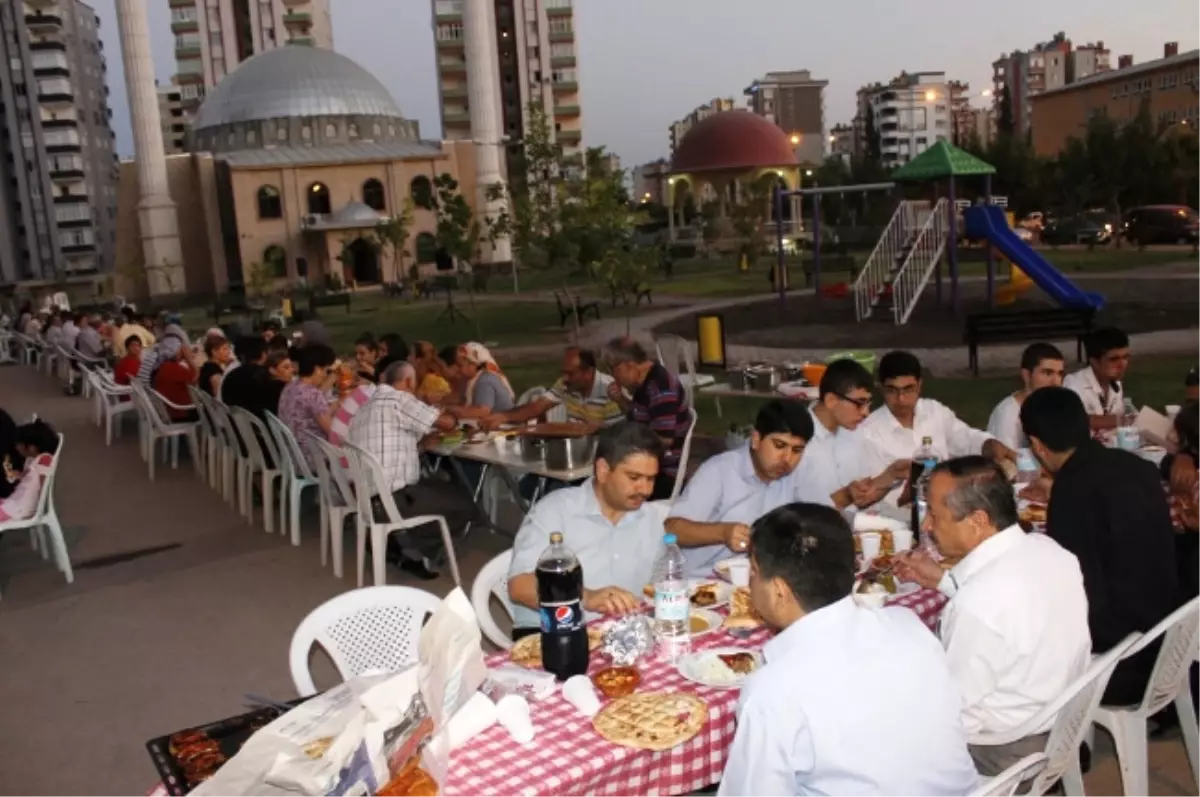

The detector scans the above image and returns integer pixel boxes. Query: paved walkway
[0,364,1195,795]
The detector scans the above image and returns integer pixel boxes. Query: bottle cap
[921,436,933,444]
[549,532,563,544]
[663,533,677,545]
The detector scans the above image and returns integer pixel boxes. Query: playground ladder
[852,200,930,321]
[892,198,951,324]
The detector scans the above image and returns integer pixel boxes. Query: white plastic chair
[670,407,699,502]
[656,333,714,406]
[971,632,1142,796]
[229,407,284,532]
[186,387,222,489]
[0,435,72,597]
[265,412,321,547]
[130,382,199,481]
[342,441,462,589]
[1087,596,1200,795]
[93,372,137,446]
[288,585,442,697]
[970,753,1049,796]
[206,399,243,506]
[471,550,515,650]
[308,435,360,579]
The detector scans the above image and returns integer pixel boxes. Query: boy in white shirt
[986,343,1065,450]
[1063,326,1130,435]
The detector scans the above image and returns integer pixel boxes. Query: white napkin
[852,512,909,533]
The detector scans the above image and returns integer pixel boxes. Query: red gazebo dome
[671,111,799,174]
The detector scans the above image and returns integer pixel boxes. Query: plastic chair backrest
[516,386,546,406]
[471,550,514,650]
[308,435,357,510]
[266,411,316,481]
[971,752,1048,796]
[342,440,404,524]
[230,406,279,469]
[187,386,219,439]
[288,585,442,697]
[1130,595,1200,715]
[655,334,696,381]
[207,398,243,454]
[670,407,699,502]
[30,434,64,521]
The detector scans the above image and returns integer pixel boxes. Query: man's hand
[982,439,1018,465]
[892,550,944,590]
[478,413,506,432]
[886,459,912,482]
[606,381,629,408]
[724,522,752,554]
[583,586,640,616]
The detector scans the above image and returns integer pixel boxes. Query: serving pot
[746,365,781,392]
[518,423,597,471]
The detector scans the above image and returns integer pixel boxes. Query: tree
[996,84,1015,137]
[697,200,722,256]
[244,260,274,302]
[432,173,475,266]
[727,174,776,266]
[372,200,413,284]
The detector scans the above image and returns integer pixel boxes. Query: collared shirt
[43,326,62,348]
[857,398,995,505]
[1063,366,1124,418]
[986,394,1027,451]
[508,480,665,628]
[790,406,865,509]
[668,444,809,577]
[939,524,1091,739]
[719,597,979,796]
[60,321,79,349]
[279,381,332,466]
[547,372,623,426]
[628,363,691,476]
[346,385,440,494]
[76,326,104,359]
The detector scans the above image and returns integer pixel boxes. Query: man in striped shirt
[603,337,692,500]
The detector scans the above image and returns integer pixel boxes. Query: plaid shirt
[346,385,440,493]
[628,362,691,476]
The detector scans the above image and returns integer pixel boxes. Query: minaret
[463,0,512,263]
[114,0,184,295]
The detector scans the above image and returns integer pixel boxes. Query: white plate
[676,647,763,689]
[643,580,733,609]
[893,580,920,596]
[688,608,723,638]
[713,557,747,582]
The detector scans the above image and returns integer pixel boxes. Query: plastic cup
[562,675,601,718]
[1167,404,1182,420]
[726,559,750,588]
[495,694,535,744]
[891,529,913,553]
[858,532,881,564]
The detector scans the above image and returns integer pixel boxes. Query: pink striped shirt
[328,384,376,446]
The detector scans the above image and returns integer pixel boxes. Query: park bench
[210,300,265,327]
[609,282,653,308]
[555,291,601,327]
[308,292,351,315]
[964,307,1095,376]
[382,280,407,298]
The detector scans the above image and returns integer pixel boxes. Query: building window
[362,178,386,211]
[325,123,336,138]
[415,232,437,264]
[410,176,434,209]
[257,185,282,219]
[262,245,287,278]
[246,128,257,144]
[277,126,287,142]
[307,182,331,215]
[348,124,359,139]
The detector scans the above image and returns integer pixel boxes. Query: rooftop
[215,140,446,168]
[1033,48,1199,98]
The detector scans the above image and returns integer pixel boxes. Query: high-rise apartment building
[157,83,186,154]
[669,97,735,156]
[992,34,1110,134]
[0,0,117,283]
[828,122,853,160]
[855,72,953,168]
[431,0,583,171]
[168,0,333,145]
[743,70,827,165]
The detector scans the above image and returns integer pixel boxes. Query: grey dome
[192,46,404,131]
[331,201,382,225]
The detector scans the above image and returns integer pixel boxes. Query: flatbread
[592,692,708,751]
[510,626,605,669]
[723,587,765,630]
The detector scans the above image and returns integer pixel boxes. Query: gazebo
[890,140,998,313]
[668,111,805,242]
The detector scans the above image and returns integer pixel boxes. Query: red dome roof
[671,111,798,174]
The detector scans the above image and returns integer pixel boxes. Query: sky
[91,0,1198,168]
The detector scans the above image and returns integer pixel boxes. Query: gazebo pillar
[985,174,995,308]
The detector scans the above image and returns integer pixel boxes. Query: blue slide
[963,205,1106,310]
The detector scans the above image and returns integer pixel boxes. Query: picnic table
[700,382,820,419]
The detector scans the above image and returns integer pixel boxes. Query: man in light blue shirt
[507,422,667,631]
[666,400,813,577]
[718,503,979,796]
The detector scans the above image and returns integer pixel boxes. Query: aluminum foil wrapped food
[602,615,655,666]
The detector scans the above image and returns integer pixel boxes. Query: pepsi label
[539,599,583,633]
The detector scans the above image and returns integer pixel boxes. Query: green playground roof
[890,140,996,181]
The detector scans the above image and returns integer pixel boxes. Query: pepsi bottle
[536,532,588,681]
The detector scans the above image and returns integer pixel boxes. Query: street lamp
[789,133,801,145]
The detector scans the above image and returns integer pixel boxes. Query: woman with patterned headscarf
[137,324,189,383]
[460,342,515,411]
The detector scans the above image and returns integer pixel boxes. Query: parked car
[1122,205,1199,246]
[1041,214,1112,246]
[1018,211,1045,232]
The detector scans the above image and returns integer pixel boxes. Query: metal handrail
[892,198,950,324]
[852,200,928,321]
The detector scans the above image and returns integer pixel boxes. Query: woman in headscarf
[137,324,189,383]
[455,342,515,415]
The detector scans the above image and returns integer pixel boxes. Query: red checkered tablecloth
[885,587,948,631]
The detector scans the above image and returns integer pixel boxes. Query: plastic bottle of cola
[535,532,588,681]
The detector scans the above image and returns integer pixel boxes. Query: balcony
[57,216,92,229]
[545,4,572,15]
[439,59,467,75]
[168,0,194,7]
[283,11,312,25]
[170,18,199,34]
[49,164,84,180]
[176,71,204,85]
[288,36,315,46]
[32,61,69,78]
[553,104,580,117]
[24,13,63,32]
[552,80,577,93]
[550,55,575,68]
[38,89,74,106]
[558,129,581,144]
[444,110,470,124]
[29,40,66,52]
[42,117,78,130]
[442,86,467,100]
[436,36,464,49]
[24,0,59,7]
[175,44,201,59]
[280,0,307,5]
[548,30,573,43]
[61,242,96,254]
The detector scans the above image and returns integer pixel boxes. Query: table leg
[446,458,492,541]
[714,395,723,419]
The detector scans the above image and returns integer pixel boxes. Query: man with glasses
[858,351,1015,507]
[480,346,622,431]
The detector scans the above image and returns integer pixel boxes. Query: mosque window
[307,182,331,215]
[362,178,386,211]
[256,185,282,219]
[410,175,434,210]
[415,232,437,264]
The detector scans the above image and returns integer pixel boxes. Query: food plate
[712,557,746,582]
[688,608,722,637]
[676,647,764,689]
[644,580,733,609]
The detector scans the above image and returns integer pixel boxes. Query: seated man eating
[666,401,813,578]
[507,422,667,637]
[719,502,979,796]
[481,346,623,431]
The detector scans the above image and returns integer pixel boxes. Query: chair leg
[43,514,73,584]
[372,528,387,586]
[356,522,368,587]
[319,500,330,568]
[1062,758,1085,796]
[170,436,179,469]
[1176,688,1199,788]
[289,485,302,546]
[434,517,462,587]
[1109,712,1149,796]
[262,472,275,533]
[148,435,158,481]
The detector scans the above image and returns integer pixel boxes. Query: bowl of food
[592,666,641,699]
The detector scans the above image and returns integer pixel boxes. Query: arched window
[262,244,287,278]
[307,182,331,215]
[415,232,437,264]
[410,175,433,210]
[362,178,386,211]
[257,185,282,219]
[325,123,337,138]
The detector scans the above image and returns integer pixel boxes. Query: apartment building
[993,34,1110,134]
[632,158,668,205]
[157,83,186,155]
[744,70,827,165]
[669,97,735,156]
[169,0,333,145]
[857,71,952,168]
[432,0,583,170]
[0,0,117,283]
[1030,43,1198,157]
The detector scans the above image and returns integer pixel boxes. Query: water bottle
[535,532,588,681]
[653,534,690,658]
[911,436,939,547]
[1117,397,1140,450]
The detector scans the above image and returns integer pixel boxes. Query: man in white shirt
[60,313,80,349]
[666,400,813,577]
[719,502,979,796]
[481,347,624,430]
[508,422,666,632]
[894,456,1091,776]
[986,343,1065,450]
[1063,326,1130,435]
[858,351,1016,506]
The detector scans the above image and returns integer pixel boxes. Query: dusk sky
[90,0,1198,168]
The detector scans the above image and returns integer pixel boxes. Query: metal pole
[774,184,786,305]
[984,174,995,308]
[949,177,960,316]
[813,193,823,297]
